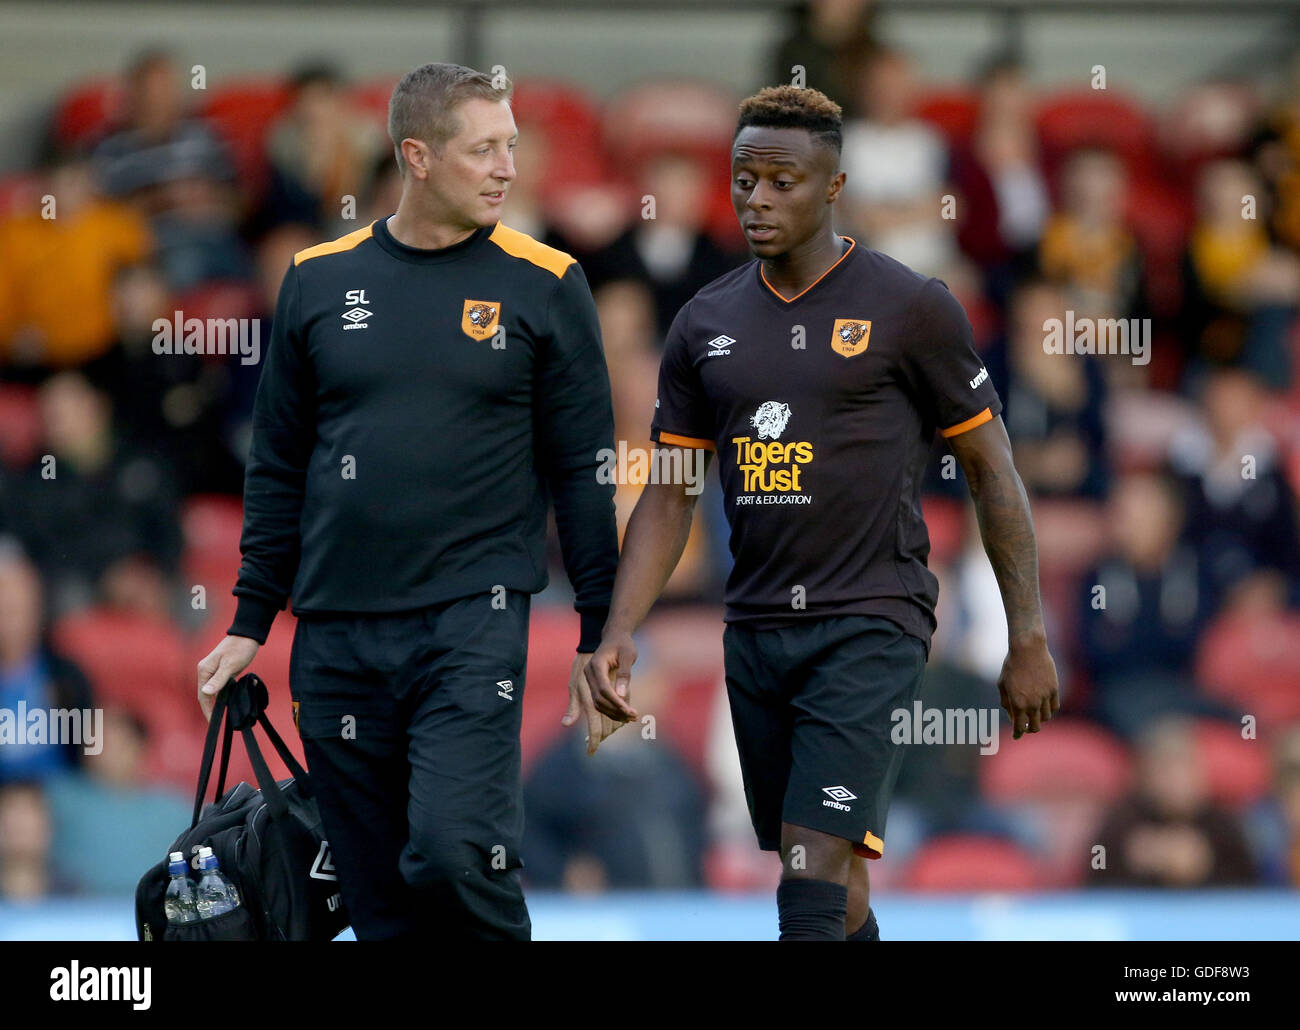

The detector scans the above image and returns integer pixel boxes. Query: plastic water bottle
[195,845,242,919]
[163,851,199,925]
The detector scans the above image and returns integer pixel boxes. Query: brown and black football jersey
[650,236,1001,645]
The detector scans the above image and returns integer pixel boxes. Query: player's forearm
[967,459,1046,645]
[602,481,698,639]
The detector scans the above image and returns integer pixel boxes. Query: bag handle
[191,673,314,828]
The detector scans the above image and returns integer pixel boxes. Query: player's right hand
[196,635,260,722]
[583,632,639,725]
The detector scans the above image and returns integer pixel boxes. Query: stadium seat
[921,495,966,568]
[511,79,609,194]
[197,78,293,198]
[1196,611,1300,726]
[1125,175,1193,316]
[915,88,980,146]
[904,834,1043,891]
[0,384,41,469]
[603,80,737,164]
[51,77,124,149]
[0,172,41,218]
[1192,718,1273,806]
[50,608,199,790]
[349,76,399,130]
[520,606,582,772]
[1036,89,1158,181]
[981,718,1132,803]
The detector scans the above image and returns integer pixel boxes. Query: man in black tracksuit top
[196,64,618,940]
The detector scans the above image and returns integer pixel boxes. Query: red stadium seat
[915,88,980,146]
[180,493,244,590]
[981,718,1132,803]
[1125,175,1193,316]
[1192,718,1273,806]
[52,77,125,149]
[1196,611,1300,726]
[197,79,293,198]
[0,172,41,219]
[921,495,967,568]
[0,384,41,469]
[603,80,737,164]
[512,79,609,194]
[51,609,200,790]
[350,77,399,130]
[1036,89,1158,181]
[904,834,1043,891]
[520,606,582,773]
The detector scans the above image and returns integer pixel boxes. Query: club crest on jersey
[462,299,501,341]
[831,318,872,358]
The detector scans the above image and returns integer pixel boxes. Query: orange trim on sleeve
[940,407,993,438]
[760,236,856,303]
[656,431,715,452]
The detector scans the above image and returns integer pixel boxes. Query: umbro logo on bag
[310,840,338,881]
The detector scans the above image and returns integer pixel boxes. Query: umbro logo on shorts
[497,679,514,701]
[822,785,856,811]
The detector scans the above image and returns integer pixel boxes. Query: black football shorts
[722,614,927,858]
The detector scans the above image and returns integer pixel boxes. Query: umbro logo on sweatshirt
[342,289,371,330]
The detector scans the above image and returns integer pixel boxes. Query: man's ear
[827,169,846,205]
[400,137,434,180]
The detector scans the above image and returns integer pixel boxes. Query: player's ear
[400,138,434,180]
[826,170,846,205]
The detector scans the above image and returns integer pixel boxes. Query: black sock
[776,879,848,940]
[846,907,880,941]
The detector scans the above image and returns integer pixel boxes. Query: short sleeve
[650,304,715,450]
[899,277,1002,438]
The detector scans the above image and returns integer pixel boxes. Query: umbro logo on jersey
[969,366,989,389]
[497,679,514,701]
[822,785,856,811]
[706,334,735,356]
[342,289,371,330]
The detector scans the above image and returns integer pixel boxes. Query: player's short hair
[388,62,513,174]
[734,85,843,159]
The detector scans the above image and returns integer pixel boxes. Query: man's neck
[387,202,481,251]
[761,229,848,298]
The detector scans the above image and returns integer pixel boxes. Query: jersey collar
[758,235,857,304]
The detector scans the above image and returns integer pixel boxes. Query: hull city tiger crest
[831,318,872,358]
[462,299,501,341]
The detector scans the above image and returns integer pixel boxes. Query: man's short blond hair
[388,62,513,174]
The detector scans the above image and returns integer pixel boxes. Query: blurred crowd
[2,1,1300,902]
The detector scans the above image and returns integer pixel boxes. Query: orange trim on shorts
[940,407,993,438]
[854,831,885,860]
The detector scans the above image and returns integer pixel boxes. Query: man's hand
[197,635,260,721]
[583,632,639,723]
[562,651,633,755]
[997,634,1059,740]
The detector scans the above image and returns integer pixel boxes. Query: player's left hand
[562,651,631,756]
[997,634,1060,740]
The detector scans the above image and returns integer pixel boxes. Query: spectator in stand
[45,707,190,894]
[522,645,706,890]
[840,46,957,277]
[259,61,388,236]
[0,783,57,898]
[1169,367,1300,613]
[1246,726,1300,886]
[950,54,1050,303]
[768,0,879,117]
[1181,159,1299,388]
[92,49,247,289]
[593,278,720,601]
[584,150,741,339]
[1078,470,1233,737]
[0,151,151,380]
[1000,277,1110,499]
[1088,716,1256,887]
[1039,147,1142,318]
[0,541,95,785]
[83,262,242,497]
[1,372,181,619]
